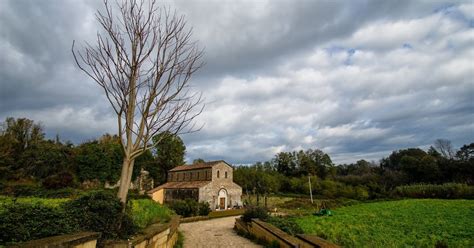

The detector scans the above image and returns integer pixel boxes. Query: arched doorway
[218,188,228,210]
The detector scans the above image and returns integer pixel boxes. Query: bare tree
[72,0,204,203]
[434,139,454,159]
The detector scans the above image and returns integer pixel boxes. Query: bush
[167,199,210,217]
[0,201,78,244]
[42,172,75,189]
[197,201,211,216]
[64,190,137,240]
[241,206,269,222]
[168,199,197,217]
[0,183,79,198]
[130,199,172,228]
[394,183,474,199]
[267,216,303,236]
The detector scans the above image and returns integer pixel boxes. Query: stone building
[147,160,242,210]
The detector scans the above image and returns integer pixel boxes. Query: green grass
[130,199,173,228]
[0,196,173,229]
[294,199,474,248]
[0,196,68,211]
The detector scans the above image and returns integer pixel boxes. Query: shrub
[167,199,210,217]
[42,172,76,189]
[0,183,79,198]
[241,206,269,222]
[168,199,197,217]
[64,190,137,240]
[267,216,303,236]
[130,199,172,228]
[394,183,474,199]
[0,201,77,244]
[197,201,211,216]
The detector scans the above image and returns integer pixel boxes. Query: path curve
[179,216,262,248]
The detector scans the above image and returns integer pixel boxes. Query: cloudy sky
[0,0,473,165]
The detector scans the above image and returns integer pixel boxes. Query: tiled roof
[169,160,230,172]
[147,181,211,194]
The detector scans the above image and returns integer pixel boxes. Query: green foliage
[167,199,210,217]
[273,149,333,178]
[130,199,172,228]
[174,231,184,248]
[394,183,474,199]
[64,191,137,240]
[150,131,186,185]
[234,163,281,198]
[197,201,211,216]
[74,137,123,183]
[266,216,303,236]
[295,199,474,247]
[42,171,76,189]
[192,158,205,164]
[0,183,80,198]
[19,140,73,179]
[0,199,77,244]
[241,206,269,222]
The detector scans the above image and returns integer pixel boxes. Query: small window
[225,171,228,178]
[217,170,220,178]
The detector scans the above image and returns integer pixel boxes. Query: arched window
[217,170,220,178]
[225,171,228,178]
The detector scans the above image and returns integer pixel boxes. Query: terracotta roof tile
[169,160,229,172]
[147,181,211,194]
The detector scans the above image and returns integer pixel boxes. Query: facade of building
[147,160,242,210]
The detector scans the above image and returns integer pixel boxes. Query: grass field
[294,199,474,248]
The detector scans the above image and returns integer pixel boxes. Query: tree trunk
[117,157,135,204]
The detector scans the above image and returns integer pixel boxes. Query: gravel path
[179,216,262,248]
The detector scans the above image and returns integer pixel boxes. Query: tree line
[234,139,473,202]
[0,117,186,190]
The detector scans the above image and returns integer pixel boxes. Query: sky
[0,0,473,165]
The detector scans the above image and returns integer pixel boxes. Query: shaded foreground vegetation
[294,199,474,248]
[0,192,172,245]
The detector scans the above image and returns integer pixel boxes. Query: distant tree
[273,152,297,176]
[1,117,44,158]
[193,158,205,164]
[148,132,186,185]
[427,146,442,158]
[400,155,440,183]
[434,139,455,159]
[20,140,73,179]
[0,134,15,170]
[456,143,474,162]
[381,148,427,170]
[74,136,123,183]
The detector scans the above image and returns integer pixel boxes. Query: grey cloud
[0,0,472,165]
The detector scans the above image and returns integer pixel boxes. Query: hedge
[394,183,474,199]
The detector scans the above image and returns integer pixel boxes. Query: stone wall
[105,216,180,248]
[234,218,340,248]
[15,217,180,248]
[12,232,100,248]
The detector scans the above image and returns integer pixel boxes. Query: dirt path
[179,216,262,248]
